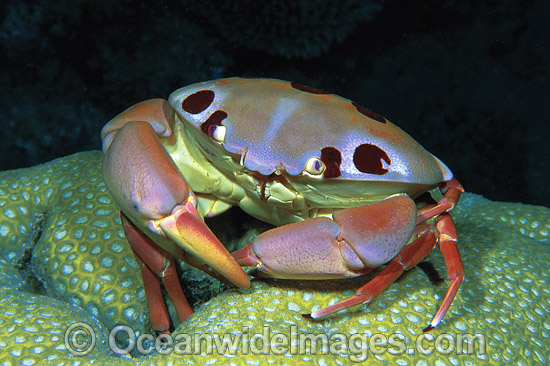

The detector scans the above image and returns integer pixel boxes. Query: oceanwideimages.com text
[65,323,486,362]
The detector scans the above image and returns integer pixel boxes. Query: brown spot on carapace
[200,110,227,136]
[181,90,215,114]
[353,143,391,175]
[320,147,342,178]
[352,102,386,124]
[290,82,329,95]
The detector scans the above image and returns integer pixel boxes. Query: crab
[101,78,464,333]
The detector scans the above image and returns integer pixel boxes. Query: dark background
[1,0,548,206]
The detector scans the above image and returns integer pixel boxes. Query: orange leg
[423,213,464,332]
[417,178,464,225]
[304,212,464,332]
[303,228,437,319]
[121,213,193,333]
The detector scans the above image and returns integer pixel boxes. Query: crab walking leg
[423,213,464,332]
[305,214,463,332]
[304,229,437,319]
[121,213,192,332]
[233,193,464,331]
[417,178,464,225]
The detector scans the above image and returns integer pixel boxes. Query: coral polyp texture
[0,151,549,364]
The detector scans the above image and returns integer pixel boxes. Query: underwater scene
[1,0,549,365]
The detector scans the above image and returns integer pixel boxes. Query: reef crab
[101,78,464,333]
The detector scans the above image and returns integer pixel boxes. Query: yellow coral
[0,152,150,335]
[0,288,111,364]
[0,151,549,364]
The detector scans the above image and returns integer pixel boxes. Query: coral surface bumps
[0,151,549,364]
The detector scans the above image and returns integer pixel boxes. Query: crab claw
[154,199,250,289]
[102,106,249,290]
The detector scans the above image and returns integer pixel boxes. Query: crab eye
[304,157,325,176]
[208,124,226,143]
